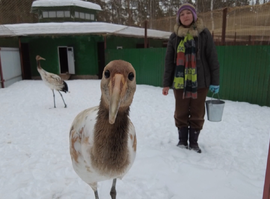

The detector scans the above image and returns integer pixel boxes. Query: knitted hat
[176,3,197,25]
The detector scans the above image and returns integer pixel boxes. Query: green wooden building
[0,0,170,83]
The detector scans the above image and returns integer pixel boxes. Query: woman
[162,3,220,153]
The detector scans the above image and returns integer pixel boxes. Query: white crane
[36,55,68,108]
[69,60,137,199]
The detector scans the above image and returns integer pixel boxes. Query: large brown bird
[69,60,137,199]
[36,55,68,108]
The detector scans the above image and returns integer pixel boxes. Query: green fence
[106,48,165,87]
[105,46,270,107]
[217,45,270,107]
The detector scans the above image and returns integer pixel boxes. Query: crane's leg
[52,90,56,108]
[89,183,99,199]
[94,190,99,199]
[58,91,67,108]
[110,178,117,199]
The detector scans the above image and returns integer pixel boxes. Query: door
[67,47,75,74]
[97,42,105,79]
[21,43,31,79]
[58,46,75,74]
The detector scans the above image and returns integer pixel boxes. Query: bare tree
[0,0,37,24]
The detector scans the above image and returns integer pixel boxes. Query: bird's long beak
[109,73,126,124]
[40,57,46,60]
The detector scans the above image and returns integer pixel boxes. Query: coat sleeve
[204,28,220,86]
[163,33,176,87]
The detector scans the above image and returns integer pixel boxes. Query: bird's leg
[52,90,56,108]
[58,91,67,108]
[89,183,99,199]
[94,190,99,199]
[110,178,117,199]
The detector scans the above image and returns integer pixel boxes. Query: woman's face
[179,9,194,27]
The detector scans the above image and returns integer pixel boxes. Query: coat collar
[174,18,205,37]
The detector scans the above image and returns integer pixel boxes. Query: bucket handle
[210,93,221,103]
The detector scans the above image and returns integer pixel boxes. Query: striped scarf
[173,33,197,99]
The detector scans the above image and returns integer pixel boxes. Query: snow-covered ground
[0,80,269,199]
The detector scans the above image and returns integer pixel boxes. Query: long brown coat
[163,18,220,89]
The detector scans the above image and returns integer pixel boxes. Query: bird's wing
[42,72,65,89]
[69,106,101,184]
[45,72,62,82]
[126,120,137,170]
[70,106,99,163]
[38,68,62,83]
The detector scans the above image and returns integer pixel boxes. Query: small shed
[0,22,171,85]
[0,0,171,87]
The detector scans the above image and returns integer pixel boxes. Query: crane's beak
[109,73,126,124]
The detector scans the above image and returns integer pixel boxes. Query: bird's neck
[36,60,41,69]
[97,98,130,124]
[91,98,130,174]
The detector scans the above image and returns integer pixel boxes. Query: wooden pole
[249,35,252,45]
[263,141,270,199]
[18,37,25,80]
[104,35,107,50]
[144,20,148,48]
[0,48,5,88]
[221,8,227,46]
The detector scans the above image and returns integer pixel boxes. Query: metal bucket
[205,93,225,122]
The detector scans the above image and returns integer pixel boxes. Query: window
[64,11,70,17]
[79,12,85,19]
[42,11,49,18]
[49,11,56,18]
[75,11,79,18]
[85,13,90,20]
[42,10,71,19]
[90,14,94,20]
[74,11,94,20]
[57,11,64,18]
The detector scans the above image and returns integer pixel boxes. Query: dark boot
[177,127,188,149]
[189,128,202,153]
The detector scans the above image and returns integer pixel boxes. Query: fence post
[144,20,148,48]
[0,50,4,88]
[249,35,252,45]
[104,35,107,50]
[222,8,227,45]
[18,38,25,80]
[263,141,270,199]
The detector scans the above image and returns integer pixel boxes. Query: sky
[0,79,270,199]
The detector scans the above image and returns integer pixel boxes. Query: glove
[209,85,220,94]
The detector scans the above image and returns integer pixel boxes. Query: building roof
[31,0,102,11]
[0,22,171,39]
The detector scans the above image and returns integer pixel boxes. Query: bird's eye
[104,70,110,78]
[128,72,134,81]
